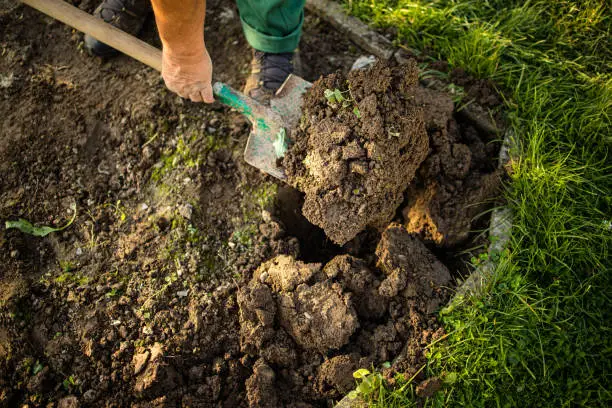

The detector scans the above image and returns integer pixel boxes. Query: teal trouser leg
[235,0,305,53]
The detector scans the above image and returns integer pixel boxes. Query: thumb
[200,83,214,104]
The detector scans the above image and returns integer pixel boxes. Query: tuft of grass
[342,0,611,406]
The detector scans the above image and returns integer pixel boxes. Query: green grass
[340,0,611,406]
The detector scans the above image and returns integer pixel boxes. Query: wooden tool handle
[20,0,265,125]
[21,0,162,72]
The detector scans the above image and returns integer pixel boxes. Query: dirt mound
[238,224,451,403]
[400,87,503,247]
[284,60,429,245]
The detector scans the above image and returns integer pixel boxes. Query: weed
[54,272,88,286]
[230,224,258,248]
[105,288,121,298]
[104,200,127,224]
[59,260,76,273]
[324,87,361,117]
[5,202,77,237]
[31,361,44,375]
[62,375,77,391]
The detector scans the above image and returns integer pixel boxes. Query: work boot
[84,0,152,57]
[244,50,295,104]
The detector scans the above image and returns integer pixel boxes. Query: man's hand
[151,0,212,103]
[161,47,214,103]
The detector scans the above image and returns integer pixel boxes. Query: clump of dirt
[400,87,503,247]
[238,224,451,403]
[284,60,429,245]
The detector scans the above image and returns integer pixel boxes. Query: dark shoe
[84,0,151,57]
[244,50,294,104]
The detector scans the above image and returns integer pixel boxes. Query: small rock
[57,396,79,408]
[82,389,97,403]
[132,349,151,375]
[176,289,189,298]
[140,203,149,211]
[0,73,15,88]
[10,249,19,258]
[75,247,83,256]
[416,377,443,398]
[259,271,269,283]
[178,203,193,220]
[189,365,205,381]
[261,210,272,222]
[351,55,377,71]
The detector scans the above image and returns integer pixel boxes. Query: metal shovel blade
[213,75,311,180]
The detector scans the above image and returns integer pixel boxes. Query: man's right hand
[161,46,214,103]
[151,0,213,103]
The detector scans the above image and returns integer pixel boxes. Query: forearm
[151,0,206,58]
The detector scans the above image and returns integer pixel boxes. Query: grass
[339,0,611,406]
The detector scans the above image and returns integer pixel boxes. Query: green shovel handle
[213,82,260,122]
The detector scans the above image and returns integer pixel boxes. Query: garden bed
[0,0,506,406]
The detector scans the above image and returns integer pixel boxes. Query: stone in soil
[284,60,429,245]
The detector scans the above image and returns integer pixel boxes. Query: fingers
[200,83,214,104]
[188,91,203,103]
[169,83,213,104]
[160,47,214,104]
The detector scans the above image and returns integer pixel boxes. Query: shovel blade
[244,119,287,180]
[243,74,312,181]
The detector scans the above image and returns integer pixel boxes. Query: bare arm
[150,0,213,103]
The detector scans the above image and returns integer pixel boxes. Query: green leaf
[323,89,336,104]
[353,368,371,379]
[445,372,458,384]
[334,88,345,102]
[5,203,77,237]
[32,361,44,375]
[353,106,361,118]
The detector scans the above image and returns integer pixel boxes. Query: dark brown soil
[238,224,451,405]
[401,88,502,247]
[284,61,429,245]
[0,1,503,406]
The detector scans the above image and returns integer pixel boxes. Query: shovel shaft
[21,0,163,71]
[21,0,287,180]
[19,0,262,112]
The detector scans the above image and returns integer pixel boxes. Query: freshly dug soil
[284,60,429,245]
[0,1,504,406]
[238,224,451,406]
[401,87,503,247]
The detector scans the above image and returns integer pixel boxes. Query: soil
[0,0,503,407]
[401,87,503,248]
[238,224,450,406]
[284,61,429,245]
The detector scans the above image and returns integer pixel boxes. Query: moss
[54,272,89,286]
[230,224,259,248]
